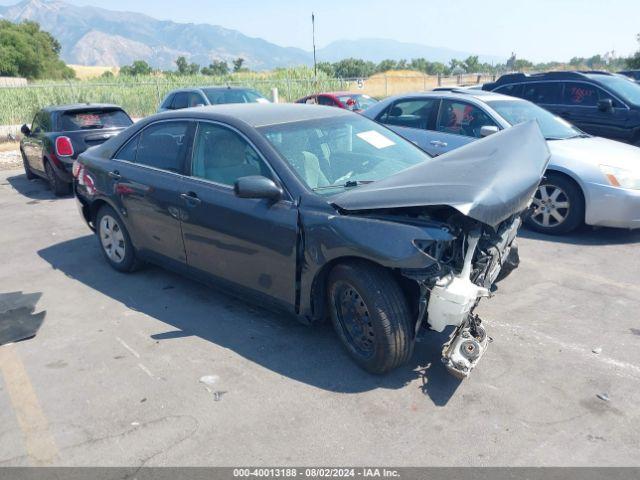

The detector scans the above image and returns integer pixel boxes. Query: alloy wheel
[530,184,571,228]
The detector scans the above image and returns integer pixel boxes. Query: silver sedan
[363,90,640,234]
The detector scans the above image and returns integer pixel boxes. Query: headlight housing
[600,165,640,190]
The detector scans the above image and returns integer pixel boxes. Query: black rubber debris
[0,291,45,346]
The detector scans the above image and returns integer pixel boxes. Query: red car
[296,91,378,112]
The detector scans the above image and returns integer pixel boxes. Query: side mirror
[20,124,31,136]
[234,175,283,201]
[480,125,499,137]
[598,98,613,112]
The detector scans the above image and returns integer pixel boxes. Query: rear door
[520,81,563,115]
[179,121,299,309]
[109,120,194,265]
[559,81,629,140]
[376,97,441,154]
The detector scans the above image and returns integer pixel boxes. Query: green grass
[0,68,347,125]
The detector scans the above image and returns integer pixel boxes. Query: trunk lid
[331,121,550,227]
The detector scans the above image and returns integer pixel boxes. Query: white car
[362,89,640,234]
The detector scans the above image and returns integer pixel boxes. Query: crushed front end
[402,210,522,378]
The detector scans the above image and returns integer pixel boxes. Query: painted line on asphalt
[0,343,59,465]
[116,336,140,358]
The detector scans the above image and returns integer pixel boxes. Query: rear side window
[379,98,438,130]
[125,121,192,173]
[318,95,336,106]
[171,93,189,109]
[203,89,267,104]
[436,100,498,138]
[521,82,562,105]
[59,110,132,131]
[160,93,174,109]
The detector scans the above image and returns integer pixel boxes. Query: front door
[109,120,194,264]
[179,121,299,309]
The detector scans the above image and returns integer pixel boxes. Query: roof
[386,89,516,103]
[42,103,123,113]
[491,70,615,86]
[169,86,256,93]
[155,103,352,127]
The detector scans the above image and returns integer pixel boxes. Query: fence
[0,72,495,127]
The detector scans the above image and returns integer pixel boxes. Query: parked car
[158,86,269,112]
[619,70,640,83]
[20,104,133,196]
[362,89,640,234]
[296,92,378,112]
[73,104,548,378]
[482,71,640,145]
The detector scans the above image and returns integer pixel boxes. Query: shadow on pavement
[5,173,69,201]
[38,235,462,405]
[519,225,640,246]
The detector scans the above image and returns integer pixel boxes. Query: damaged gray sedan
[74,104,549,378]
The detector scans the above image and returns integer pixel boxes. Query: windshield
[203,88,269,105]
[59,110,132,131]
[259,115,431,193]
[593,75,640,105]
[338,94,378,111]
[488,100,583,140]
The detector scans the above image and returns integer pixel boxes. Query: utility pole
[312,12,317,79]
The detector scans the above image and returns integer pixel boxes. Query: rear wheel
[328,261,414,374]
[45,160,71,196]
[96,205,138,272]
[525,173,584,235]
[21,149,36,180]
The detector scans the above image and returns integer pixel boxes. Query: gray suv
[158,87,269,112]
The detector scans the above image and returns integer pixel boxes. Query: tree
[175,56,199,75]
[233,57,245,72]
[627,33,640,69]
[463,55,480,73]
[316,61,334,76]
[201,60,229,76]
[120,60,153,76]
[376,59,398,72]
[332,58,376,78]
[0,20,74,79]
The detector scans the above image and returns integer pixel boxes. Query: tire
[20,149,36,180]
[525,173,584,235]
[45,160,71,196]
[95,205,138,272]
[327,260,414,374]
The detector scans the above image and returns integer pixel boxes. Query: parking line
[0,343,59,465]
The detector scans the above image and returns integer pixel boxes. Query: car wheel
[525,173,584,235]
[96,205,138,272]
[328,261,414,374]
[45,160,71,196]
[20,149,36,180]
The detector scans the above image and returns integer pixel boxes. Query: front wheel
[328,261,414,374]
[96,205,138,272]
[525,173,584,235]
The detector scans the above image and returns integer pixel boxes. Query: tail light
[55,136,74,157]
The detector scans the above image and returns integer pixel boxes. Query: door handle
[430,140,448,147]
[180,192,202,206]
[108,170,121,180]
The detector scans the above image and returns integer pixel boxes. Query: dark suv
[20,104,133,195]
[483,71,640,145]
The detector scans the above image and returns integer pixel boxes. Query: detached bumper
[585,183,640,229]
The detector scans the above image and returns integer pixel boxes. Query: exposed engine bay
[352,205,521,378]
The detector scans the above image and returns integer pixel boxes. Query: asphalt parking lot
[1,167,639,467]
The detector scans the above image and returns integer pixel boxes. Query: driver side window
[436,100,497,138]
[379,98,437,130]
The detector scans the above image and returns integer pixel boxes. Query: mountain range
[0,0,504,69]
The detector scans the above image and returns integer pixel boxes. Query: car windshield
[259,115,431,193]
[203,88,269,105]
[338,94,378,111]
[59,110,132,131]
[488,100,583,140]
[592,75,640,105]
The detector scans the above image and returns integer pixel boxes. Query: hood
[548,135,640,170]
[332,121,550,227]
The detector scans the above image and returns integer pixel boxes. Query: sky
[3,0,640,62]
